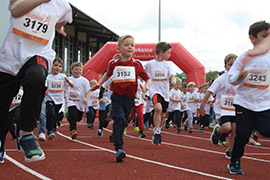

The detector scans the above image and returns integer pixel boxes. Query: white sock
[153,127,161,134]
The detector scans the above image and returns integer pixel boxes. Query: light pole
[158,0,161,42]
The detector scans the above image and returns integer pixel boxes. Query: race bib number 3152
[113,66,136,83]
[12,10,56,45]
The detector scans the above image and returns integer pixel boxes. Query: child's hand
[99,98,105,103]
[83,98,88,105]
[91,84,100,91]
[238,70,248,80]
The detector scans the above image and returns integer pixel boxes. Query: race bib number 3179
[12,10,56,45]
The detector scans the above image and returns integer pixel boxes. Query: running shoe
[19,133,45,162]
[87,123,93,129]
[115,149,126,162]
[225,149,232,159]
[165,123,170,129]
[38,133,46,141]
[176,127,181,133]
[219,141,227,146]
[227,159,244,175]
[249,137,261,146]
[210,124,221,145]
[0,150,5,163]
[48,131,55,140]
[97,129,103,137]
[199,125,204,133]
[70,130,78,139]
[152,134,162,146]
[139,131,146,138]
[134,127,140,132]
[123,128,127,135]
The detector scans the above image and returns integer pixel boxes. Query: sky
[1,0,270,73]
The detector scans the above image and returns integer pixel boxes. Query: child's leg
[46,101,56,133]
[136,104,144,132]
[67,106,79,131]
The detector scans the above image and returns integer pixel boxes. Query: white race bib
[173,94,180,100]
[11,88,24,107]
[187,96,195,103]
[220,95,235,111]
[48,80,64,92]
[243,69,270,89]
[12,10,56,45]
[113,66,136,83]
[68,91,81,101]
[151,69,168,81]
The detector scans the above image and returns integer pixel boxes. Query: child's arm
[170,75,176,86]
[10,0,50,18]
[199,91,212,116]
[65,77,74,87]
[248,35,270,56]
[55,20,68,37]
[83,91,90,105]
[142,79,151,93]
[91,72,110,91]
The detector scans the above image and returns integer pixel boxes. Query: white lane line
[6,149,103,152]
[57,132,234,180]
[5,155,52,180]
[103,128,270,163]
[244,153,270,156]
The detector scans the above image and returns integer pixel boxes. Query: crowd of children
[0,3,269,175]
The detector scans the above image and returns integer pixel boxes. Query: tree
[206,70,219,82]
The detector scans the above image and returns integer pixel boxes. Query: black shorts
[220,116,235,126]
[152,93,168,113]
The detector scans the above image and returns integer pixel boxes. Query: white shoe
[48,132,55,140]
[249,138,261,146]
[38,133,46,141]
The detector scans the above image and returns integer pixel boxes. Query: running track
[1,119,270,180]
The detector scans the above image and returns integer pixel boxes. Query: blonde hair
[176,77,182,84]
[187,81,196,87]
[71,62,83,69]
[117,35,134,47]
[224,53,237,66]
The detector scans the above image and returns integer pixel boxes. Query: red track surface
[1,119,270,180]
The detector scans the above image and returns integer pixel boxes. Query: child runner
[92,35,150,162]
[144,42,176,145]
[227,21,270,175]
[66,62,90,139]
[45,57,74,140]
[166,78,183,133]
[0,0,72,162]
[183,82,200,133]
[200,53,238,160]
[86,79,100,129]
[199,83,214,132]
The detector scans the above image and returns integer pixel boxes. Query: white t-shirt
[208,72,237,118]
[185,91,199,113]
[45,73,69,105]
[102,76,113,106]
[228,52,270,112]
[144,59,175,101]
[0,0,72,76]
[200,93,214,115]
[168,88,181,112]
[66,76,90,112]
[88,89,100,110]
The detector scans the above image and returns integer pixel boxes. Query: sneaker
[152,134,162,146]
[123,128,127,135]
[87,123,94,130]
[134,127,139,132]
[199,125,204,133]
[19,133,45,162]
[97,129,103,137]
[210,124,221,145]
[115,149,126,162]
[70,130,78,139]
[38,133,46,141]
[109,134,114,142]
[189,130,192,133]
[144,122,148,129]
[176,127,181,133]
[227,160,244,175]
[219,141,227,146]
[165,123,170,129]
[225,149,232,159]
[139,131,146,138]
[0,150,5,163]
[249,137,261,146]
[48,132,55,140]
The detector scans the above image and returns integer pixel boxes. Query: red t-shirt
[107,58,149,97]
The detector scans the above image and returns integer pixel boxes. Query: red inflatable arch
[83,42,205,86]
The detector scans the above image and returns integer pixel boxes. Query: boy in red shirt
[92,35,151,162]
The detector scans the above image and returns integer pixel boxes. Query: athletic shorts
[220,116,235,126]
[152,93,168,113]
